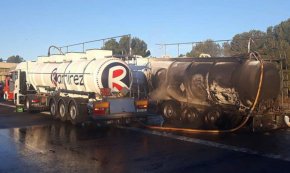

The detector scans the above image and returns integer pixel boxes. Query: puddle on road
[0,123,158,172]
[1,122,290,172]
[5,123,123,152]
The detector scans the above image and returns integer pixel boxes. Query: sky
[0,0,290,60]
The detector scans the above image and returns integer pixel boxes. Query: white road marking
[120,126,290,162]
[0,103,16,108]
[42,112,50,115]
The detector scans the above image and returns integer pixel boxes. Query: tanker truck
[130,54,284,130]
[12,49,151,125]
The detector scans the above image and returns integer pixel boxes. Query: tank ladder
[280,56,290,111]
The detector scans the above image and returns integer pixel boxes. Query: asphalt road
[1,101,290,173]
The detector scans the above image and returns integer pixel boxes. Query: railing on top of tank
[49,34,132,56]
[156,36,283,58]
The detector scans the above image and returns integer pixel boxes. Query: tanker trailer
[146,55,282,130]
[12,49,151,125]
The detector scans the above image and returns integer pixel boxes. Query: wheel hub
[50,103,55,115]
[70,106,76,120]
[164,105,175,118]
[26,100,30,109]
[60,105,65,117]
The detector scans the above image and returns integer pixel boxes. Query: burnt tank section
[148,56,281,129]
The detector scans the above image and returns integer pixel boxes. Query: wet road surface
[1,102,290,173]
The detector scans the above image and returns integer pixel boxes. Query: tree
[0,58,3,62]
[224,19,290,58]
[178,54,185,57]
[131,37,150,57]
[182,18,290,58]
[229,30,268,55]
[102,36,151,57]
[119,36,130,55]
[222,42,232,56]
[269,19,290,58]
[186,39,222,57]
[6,55,24,63]
[101,39,121,55]
[273,18,290,43]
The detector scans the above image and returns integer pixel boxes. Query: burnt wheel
[204,107,222,129]
[182,107,203,128]
[162,101,180,120]
[58,99,67,122]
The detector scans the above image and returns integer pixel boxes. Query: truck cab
[3,73,15,101]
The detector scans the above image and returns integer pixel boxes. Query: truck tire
[204,106,222,129]
[49,99,58,119]
[68,100,79,125]
[14,94,17,105]
[181,107,203,128]
[25,98,32,113]
[58,99,67,122]
[162,101,180,120]
[68,99,88,125]
[3,92,7,100]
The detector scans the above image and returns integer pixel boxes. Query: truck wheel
[3,93,7,100]
[25,98,33,113]
[204,107,222,129]
[69,101,79,125]
[58,99,67,122]
[182,107,203,128]
[14,94,17,105]
[163,101,180,120]
[49,99,58,119]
